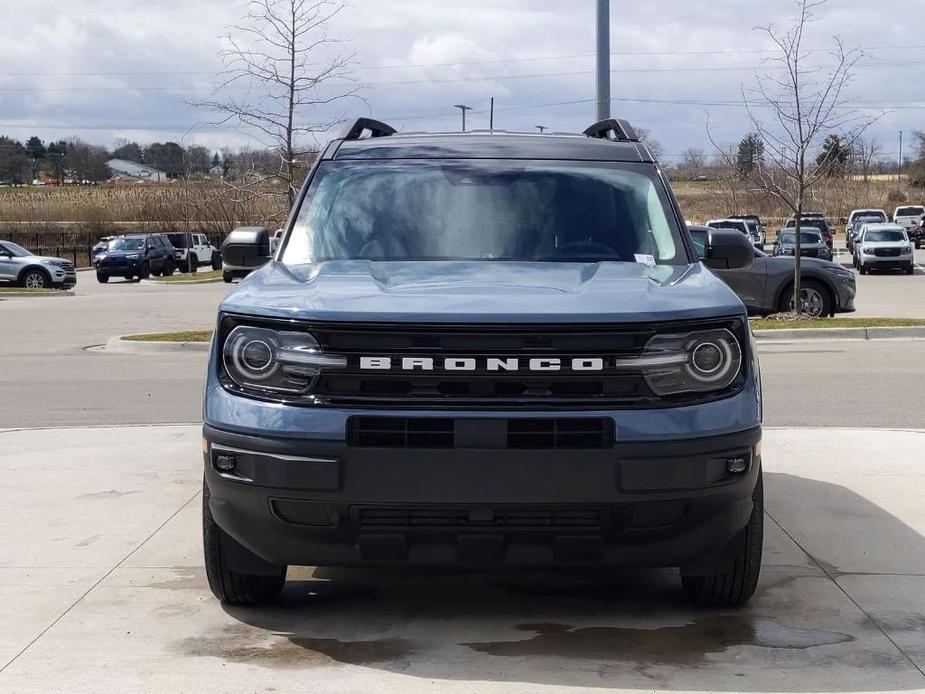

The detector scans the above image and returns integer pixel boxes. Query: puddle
[178,624,413,668]
[463,618,853,664]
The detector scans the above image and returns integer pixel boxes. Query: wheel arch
[17,264,52,284]
[774,271,837,313]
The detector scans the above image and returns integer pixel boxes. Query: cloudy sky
[1,0,921,163]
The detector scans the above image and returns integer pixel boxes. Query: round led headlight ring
[691,341,724,375]
[685,334,738,385]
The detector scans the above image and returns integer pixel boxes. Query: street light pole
[596,0,610,121]
[453,104,473,132]
[535,126,547,133]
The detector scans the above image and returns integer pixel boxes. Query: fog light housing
[726,456,748,474]
[215,454,237,472]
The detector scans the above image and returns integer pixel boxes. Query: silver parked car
[0,240,77,289]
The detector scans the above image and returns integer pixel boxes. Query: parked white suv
[166,233,221,273]
[893,205,925,233]
[854,224,914,275]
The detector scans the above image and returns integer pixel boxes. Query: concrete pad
[2,426,925,693]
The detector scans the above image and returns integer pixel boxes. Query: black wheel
[859,263,869,275]
[211,253,222,270]
[203,481,286,605]
[906,264,915,275]
[188,254,198,274]
[223,271,233,283]
[163,261,175,276]
[20,268,50,289]
[682,471,763,607]
[96,272,109,284]
[779,280,832,317]
[914,240,920,250]
[139,262,150,280]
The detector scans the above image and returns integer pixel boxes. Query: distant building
[209,164,224,178]
[107,159,168,182]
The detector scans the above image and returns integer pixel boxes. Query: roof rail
[338,117,397,141]
[583,118,639,142]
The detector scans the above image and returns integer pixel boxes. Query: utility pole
[596,0,610,121]
[453,104,473,132]
[535,126,547,133]
[489,98,494,131]
[898,130,903,181]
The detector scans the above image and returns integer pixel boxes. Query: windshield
[854,217,881,228]
[1,241,31,257]
[110,238,145,252]
[853,210,886,222]
[780,231,823,244]
[708,221,747,233]
[283,160,687,265]
[786,218,826,231]
[166,233,188,248]
[866,229,906,242]
[896,207,924,217]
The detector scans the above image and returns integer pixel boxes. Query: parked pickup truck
[893,205,925,235]
[201,118,764,609]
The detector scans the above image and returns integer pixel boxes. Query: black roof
[323,118,654,164]
[331,132,650,163]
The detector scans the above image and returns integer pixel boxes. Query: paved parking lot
[1,426,924,693]
[2,255,925,692]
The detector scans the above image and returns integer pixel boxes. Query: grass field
[154,270,223,282]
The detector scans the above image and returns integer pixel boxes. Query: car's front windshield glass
[283,160,688,265]
[110,238,145,251]
[781,232,822,244]
[710,221,746,233]
[1,241,31,257]
[866,229,906,242]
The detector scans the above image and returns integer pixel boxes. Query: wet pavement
[1,425,924,693]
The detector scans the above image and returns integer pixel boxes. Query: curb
[0,289,75,299]
[754,326,925,342]
[140,277,224,286]
[103,336,210,354]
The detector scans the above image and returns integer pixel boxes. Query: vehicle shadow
[219,472,925,691]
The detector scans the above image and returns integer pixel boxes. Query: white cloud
[0,0,920,161]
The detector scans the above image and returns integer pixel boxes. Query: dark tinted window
[896,207,924,217]
[780,231,823,244]
[284,160,688,265]
[167,233,188,248]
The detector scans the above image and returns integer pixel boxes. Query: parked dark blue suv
[202,118,762,607]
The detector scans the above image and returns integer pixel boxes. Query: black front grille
[874,247,901,257]
[310,322,657,408]
[221,317,748,409]
[357,505,605,532]
[348,416,613,449]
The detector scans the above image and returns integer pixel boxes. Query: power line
[2,44,924,77]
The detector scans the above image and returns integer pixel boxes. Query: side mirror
[703,229,754,270]
[839,217,847,225]
[221,226,271,273]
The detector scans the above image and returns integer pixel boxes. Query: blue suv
[202,118,762,607]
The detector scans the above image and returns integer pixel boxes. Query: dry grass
[0,181,289,235]
[121,331,213,342]
[750,317,925,330]
[673,178,923,231]
[153,270,224,282]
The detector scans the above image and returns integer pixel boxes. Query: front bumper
[859,253,913,269]
[204,422,762,569]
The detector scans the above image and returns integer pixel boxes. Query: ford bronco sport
[202,118,763,608]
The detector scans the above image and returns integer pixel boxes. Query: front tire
[211,253,222,270]
[188,254,198,274]
[20,269,50,289]
[859,262,868,275]
[139,262,150,280]
[96,272,109,284]
[223,271,233,283]
[906,264,915,275]
[682,472,763,607]
[203,481,286,605]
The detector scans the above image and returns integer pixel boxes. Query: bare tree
[739,0,878,314]
[679,148,707,178]
[198,0,360,205]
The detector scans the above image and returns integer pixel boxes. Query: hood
[24,254,69,264]
[220,260,745,324]
[861,240,908,249]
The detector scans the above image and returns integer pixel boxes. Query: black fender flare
[17,264,52,285]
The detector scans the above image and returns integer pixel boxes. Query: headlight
[902,245,912,254]
[41,259,67,267]
[861,247,871,254]
[617,329,742,396]
[126,254,140,260]
[222,325,346,395]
